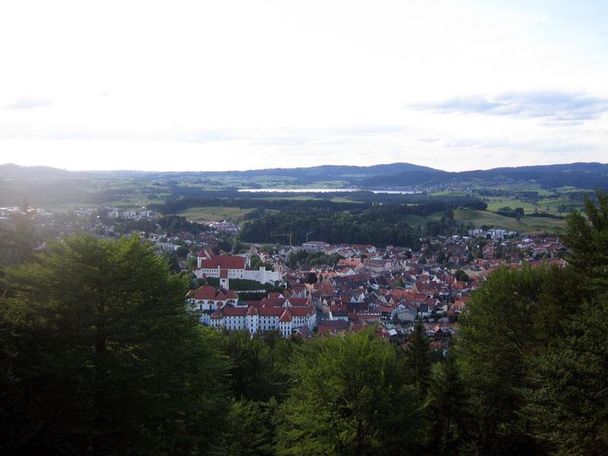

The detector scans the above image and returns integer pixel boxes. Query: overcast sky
[1,0,607,171]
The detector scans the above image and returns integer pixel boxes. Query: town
[1,204,566,348]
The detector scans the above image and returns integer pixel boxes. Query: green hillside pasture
[454,208,566,233]
[180,206,254,223]
[538,195,585,214]
[484,195,584,216]
[484,197,541,214]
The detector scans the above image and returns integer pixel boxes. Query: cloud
[411,91,608,122]
[443,137,595,152]
[248,125,412,147]
[6,95,54,110]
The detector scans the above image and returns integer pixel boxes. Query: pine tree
[525,298,608,455]
[457,266,546,454]
[523,191,608,455]
[404,321,432,394]
[425,351,469,456]
[562,190,608,293]
[0,234,230,455]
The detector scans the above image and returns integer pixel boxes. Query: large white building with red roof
[195,253,281,285]
[186,285,238,311]
[208,293,317,338]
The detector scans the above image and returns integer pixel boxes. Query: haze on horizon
[1,0,607,172]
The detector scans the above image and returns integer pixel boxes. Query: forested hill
[360,162,608,189]
[1,161,607,190]
[207,162,443,181]
[0,163,70,179]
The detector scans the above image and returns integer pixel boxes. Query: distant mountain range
[361,162,608,190]
[1,161,607,190]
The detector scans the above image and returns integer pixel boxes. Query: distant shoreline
[238,188,422,194]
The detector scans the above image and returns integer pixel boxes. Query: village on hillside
[1,204,567,348]
[184,231,565,346]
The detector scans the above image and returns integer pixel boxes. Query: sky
[0,0,607,172]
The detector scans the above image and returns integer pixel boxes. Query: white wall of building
[194,266,281,284]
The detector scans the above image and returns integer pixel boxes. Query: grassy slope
[180,207,254,223]
[399,209,565,233]
[454,208,566,232]
[483,196,583,216]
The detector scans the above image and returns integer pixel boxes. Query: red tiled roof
[258,307,284,317]
[288,297,309,306]
[318,320,349,335]
[246,306,259,316]
[188,285,237,301]
[260,298,286,308]
[222,306,248,317]
[330,303,348,314]
[290,306,314,317]
[188,285,217,300]
[279,309,293,322]
[200,255,246,270]
[228,290,238,299]
[313,282,335,294]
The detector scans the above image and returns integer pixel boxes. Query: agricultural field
[180,206,254,223]
[483,198,544,214]
[388,208,566,233]
[453,208,566,232]
[483,195,584,216]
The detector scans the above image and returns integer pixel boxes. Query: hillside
[0,162,605,223]
[361,162,608,190]
[2,161,606,190]
[0,163,70,179]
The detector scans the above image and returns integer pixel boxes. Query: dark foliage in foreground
[0,236,229,455]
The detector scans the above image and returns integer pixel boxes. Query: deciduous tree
[277,331,423,455]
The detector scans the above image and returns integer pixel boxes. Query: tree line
[152,193,487,215]
[240,201,484,247]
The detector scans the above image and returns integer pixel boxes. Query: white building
[208,295,316,338]
[302,241,330,251]
[185,285,238,311]
[195,254,281,285]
